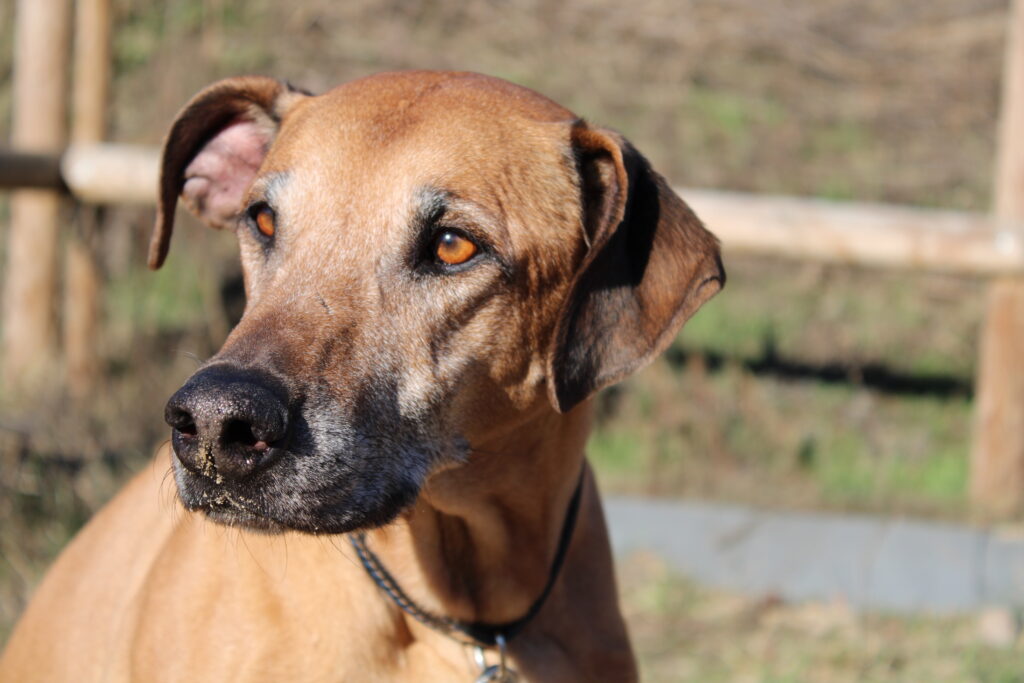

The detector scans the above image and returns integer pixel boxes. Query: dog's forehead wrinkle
[414,186,449,222]
[247,171,291,205]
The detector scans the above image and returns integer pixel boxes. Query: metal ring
[495,633,508,675]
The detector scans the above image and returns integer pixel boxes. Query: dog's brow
[413,186,506,240]
[247,172,291,205]
[413,187,449,226]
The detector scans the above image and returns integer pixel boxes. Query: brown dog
[0,71,722,682]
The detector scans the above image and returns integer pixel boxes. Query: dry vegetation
[0,0,1015,675]
[99,0,1005,208]
[619,553,1024,682]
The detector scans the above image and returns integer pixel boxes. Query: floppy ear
[547,123,725,413]
[148,76,309,269]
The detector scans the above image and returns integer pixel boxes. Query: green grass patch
[105,257,208,335]
[674,256,982,382]
[589,354,973,517]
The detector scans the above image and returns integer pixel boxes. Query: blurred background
[1,0,1021,680]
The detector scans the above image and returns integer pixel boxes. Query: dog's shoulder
[1,450,180,679]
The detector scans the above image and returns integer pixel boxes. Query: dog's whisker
[181,351,204,367]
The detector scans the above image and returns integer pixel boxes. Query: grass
[678,257,983,380]
[589,362,973,517]
[105,252,207,333]
[587,254,981,518]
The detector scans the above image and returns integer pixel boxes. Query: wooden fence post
[64,0,111,397]
[1,0,71,393]
[970,0,1024,518]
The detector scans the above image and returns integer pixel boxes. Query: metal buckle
[473,633,518,683]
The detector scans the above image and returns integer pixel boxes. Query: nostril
[223,419,258,448]
[167,408,198,436]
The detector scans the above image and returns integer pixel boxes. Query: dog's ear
[547,123,725,413]
[148,76,309,269]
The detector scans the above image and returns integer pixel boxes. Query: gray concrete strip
[605,496,1023,614]
[983,528,1024,606]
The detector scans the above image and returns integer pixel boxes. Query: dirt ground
[619,553,1024,682]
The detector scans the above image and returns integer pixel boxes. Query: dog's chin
[197,504,288,534]
[174,468,419,536]
[189,498,411,535]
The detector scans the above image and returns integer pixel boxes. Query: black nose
[165,366,289,481]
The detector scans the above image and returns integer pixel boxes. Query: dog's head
[153,71,723,533]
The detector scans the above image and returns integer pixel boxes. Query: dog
[0,71,723,682]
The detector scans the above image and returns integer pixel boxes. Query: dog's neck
[361,399,637,680]
[359,400,631,675]
[366,402,592,626]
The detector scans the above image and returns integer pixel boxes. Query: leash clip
[473,633,518,683]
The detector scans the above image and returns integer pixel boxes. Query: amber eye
[434,230,478,266]
[254,206,275,237]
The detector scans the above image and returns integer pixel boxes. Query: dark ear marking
[547,122,725,413]
[148,77,308,269]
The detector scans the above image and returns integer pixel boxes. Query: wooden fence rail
[0,146,158,199]
[59,144,159,204]
[0,151,64,190]
[687,190,1024,276]
[6,145,1024,274]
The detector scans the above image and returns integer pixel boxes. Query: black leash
[349,465,587,649]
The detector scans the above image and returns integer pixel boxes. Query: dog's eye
[246,203,276,239]
[434,230,478,266]
[254,207,275,237]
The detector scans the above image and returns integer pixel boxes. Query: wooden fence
[3,0,1024,517]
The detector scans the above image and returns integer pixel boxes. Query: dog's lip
[178,476,408,536]
[169,438,423,535]
[192,495,369,535]
[189,484,256,513]
[173,462,337,533]
[177,478,283,531]
[199,503,285,532]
